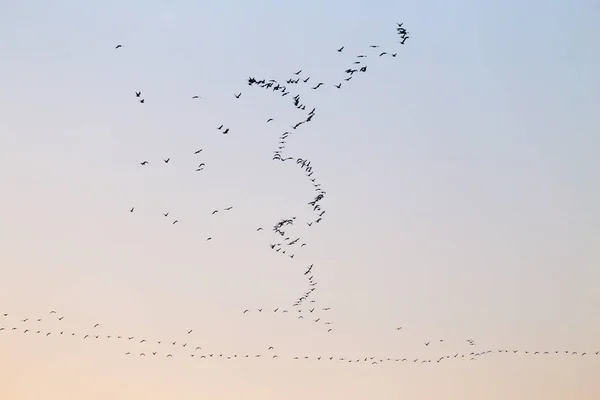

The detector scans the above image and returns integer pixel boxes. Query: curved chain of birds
[129,24,412,318]
[3,312,600,365]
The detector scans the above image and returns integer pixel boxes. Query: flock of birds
[4,22,598,370]
[124,23,413,321]
[3,311,600,365]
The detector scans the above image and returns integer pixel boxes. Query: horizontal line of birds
[4,312,599,366]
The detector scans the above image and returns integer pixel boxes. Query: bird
[192,95,200,99]
[163,212,169,217]
[222,128,229,134]
[129,207,134,213]
[337,46,344,52]
[172,220,179,225]
[187,329,193,334]
[163,158,170,163]
[135,91,141,97]
[139,99,145,103]
[93,324,100,328]
[194,149,203,154]
[334,83,341,89]
[115,44,123,49]
[140,161,149,165]
[294,70,302,75]
[267,118,274,122]
[234,93,242,98]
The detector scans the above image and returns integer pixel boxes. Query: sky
[1,0,599,399]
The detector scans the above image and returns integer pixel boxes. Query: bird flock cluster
[3,21,597,370]
[123,23,412,325]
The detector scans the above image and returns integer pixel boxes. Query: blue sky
[1,0,599,399]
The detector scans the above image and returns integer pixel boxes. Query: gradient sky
[1,0,599,399]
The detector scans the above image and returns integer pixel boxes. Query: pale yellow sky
[1,0,599,399]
